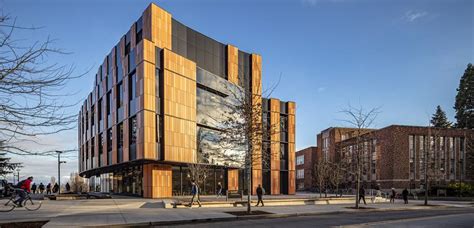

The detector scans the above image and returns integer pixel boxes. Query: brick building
[295,146,318,191]
[337,125,473,190]
[317,127,374,162]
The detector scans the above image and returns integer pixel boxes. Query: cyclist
[13,176,33,207]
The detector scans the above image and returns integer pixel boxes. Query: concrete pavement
[0,196,471,227]
[170,207,474,228]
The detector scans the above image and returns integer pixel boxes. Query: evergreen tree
[454,63,474,129]
[0,141,21,176]
[431,105,452,128]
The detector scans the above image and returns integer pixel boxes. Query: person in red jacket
[13,176,33,207]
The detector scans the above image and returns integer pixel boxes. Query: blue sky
[2,0,473,184]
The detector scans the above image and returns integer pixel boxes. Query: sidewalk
[0,197,469,227]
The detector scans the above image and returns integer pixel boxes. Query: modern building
[295,146,318,191]
[78,3,295,198]
[335,125,473,190]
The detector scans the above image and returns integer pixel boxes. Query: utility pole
[16,169,20,184]
[56,150,67,194]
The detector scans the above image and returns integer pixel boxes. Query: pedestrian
[358,186,367,205]
[188,180,201,208]
[31,183,37,194]
[46,183,52,195]
[402,188,409,204]
[390,188,396,203]
[53,183,59,194]
[39,183,45,194]
[13,176,33,207]
[66,182,71,192]
[255,184,264,207]
[216,182,223,198]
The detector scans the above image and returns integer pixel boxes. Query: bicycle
[0,188,42,212]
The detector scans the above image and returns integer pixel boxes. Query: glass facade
[196,67,245,167]
[170,165,226,196]
[90,165,143,196]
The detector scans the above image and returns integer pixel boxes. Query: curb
[99,205,450,227]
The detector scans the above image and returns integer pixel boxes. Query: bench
[226,190,243,201]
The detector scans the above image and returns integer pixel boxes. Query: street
[167,207,474,228]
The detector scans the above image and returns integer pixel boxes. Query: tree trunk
[247,165,251,214]
[319,182,322,198]
[356,141,360,209]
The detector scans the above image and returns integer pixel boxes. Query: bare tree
[0,15,85,156]
[340,104,380,209]
[202,75,281,213]
[329,160,346,197]
[187,163,210,194]
[313,158,330,198]
[68,172,88,193]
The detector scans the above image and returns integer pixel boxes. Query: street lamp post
[56,150,67,194]
[16,169,20,184]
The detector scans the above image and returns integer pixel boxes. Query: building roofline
[296,146,317,151]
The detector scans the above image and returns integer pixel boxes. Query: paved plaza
[0,195,472,227]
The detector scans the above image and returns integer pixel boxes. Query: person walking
[31,183,37,194]
[402,188,409,204]
[46,183,52,195]
[188,180,201,208]
[53,183,59,194]
[358,186,367,205]
[216,182,223,198]
[65,182,71,193]
[390,188,396,203]
[38,183,45,194]
[255,184,264,207]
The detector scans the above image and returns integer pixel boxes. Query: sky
[1,0,473,185]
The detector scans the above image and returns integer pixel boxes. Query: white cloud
[318,87,326,93]
[403,10,428,22]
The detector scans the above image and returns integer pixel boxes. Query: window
[91,105,95,134]
[107,128,112,165]
[297,169,304,179]
[98,133,103,167]
[85,111,89,130]
[118,123,124,148]
[91,137,95,168]
[296,155,304,165]
[280,116,288,132]
[136,17,143,44]
[409,135,416,179]
[98,99,102,121]
[117,82,123,108]
[130,117,137,145]
[106,92,112,115]
[280,143,288,170]
[117,83,124,122]
[107,129,112,152]
[129,116,137,161]
[419,136,425,179]
[118,123,123,163]
[129,73,136,101]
